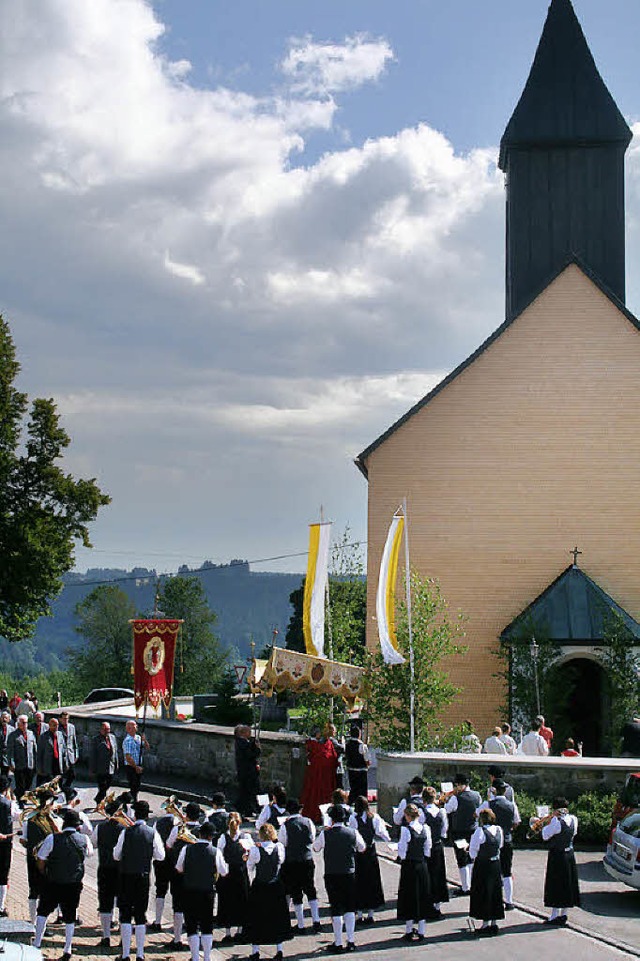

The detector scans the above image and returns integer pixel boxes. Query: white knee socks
[549,908,560,920]
[34,916,47,949]
[155,897,164,925]
[417,920,426,936]
[331,916,343,947]
[202,933,213,961]
[294,903,304,929]
[405,921,413,934]
[174,912,184,943]
[344,912,355,943]
[135,923,145,958]
[189,933,200,961]
[28,900,37,924]
[460,865,472,891]
[121,922,132,958]
[100,912,111,938]
[503,876,513,904]
[64,923,74,954]
[0,884,6,910]
[310,899,320,923]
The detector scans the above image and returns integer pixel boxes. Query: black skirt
[544,850,581,908]
[427,842,449,904]
[216,863,250,927]
[396,860,432,921]
[354,846,384,910]
[469,858,504,922]
[245,879,293,945]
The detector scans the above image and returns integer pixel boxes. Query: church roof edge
[354,257,640,479]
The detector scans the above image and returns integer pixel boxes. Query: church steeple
[499,0,632,320]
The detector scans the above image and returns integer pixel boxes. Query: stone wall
[377,751,639,819]
[49,702,307,799]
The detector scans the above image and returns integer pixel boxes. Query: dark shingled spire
[499,0,632,320]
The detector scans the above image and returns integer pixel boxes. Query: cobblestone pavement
[5,785,637,961]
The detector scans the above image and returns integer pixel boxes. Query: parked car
[604,810,640,890]
[83,687,134,704]
[610,772,640,834]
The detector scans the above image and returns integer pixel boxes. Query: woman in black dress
[245,824,292,961]
[422,786,449,915]
[396,803,434,941]
[541,797,580,925]
[348,795,390,923]
[216,812,252,942]
[469,808,504,936]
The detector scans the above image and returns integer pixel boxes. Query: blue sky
[1,1,639,576]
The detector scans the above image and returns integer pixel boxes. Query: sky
[2,0,640,575]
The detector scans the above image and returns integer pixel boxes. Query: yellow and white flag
[376,513,406,664]
[303,522,332,658]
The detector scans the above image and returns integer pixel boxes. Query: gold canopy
[248,646,366,706]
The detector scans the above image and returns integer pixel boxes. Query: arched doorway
[555,657,607,756]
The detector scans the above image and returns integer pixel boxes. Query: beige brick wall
[362,265,640,737]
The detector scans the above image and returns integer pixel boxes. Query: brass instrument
[176,821,199,845]
[526,812,555,839]
[161,795,187,823]
[95,793,134,827]
[95,792,118,818]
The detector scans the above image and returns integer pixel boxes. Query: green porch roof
[501,565,640,643]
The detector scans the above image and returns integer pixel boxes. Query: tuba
[161,795,187,823]
[176,821,198,845]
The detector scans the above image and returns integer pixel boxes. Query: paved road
[7,783,637,960]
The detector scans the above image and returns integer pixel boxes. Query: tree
[598,612,640,755]
[367,569,467,751]
[0,315,110,641]
[157,576,226,695]
[69,585,137,692]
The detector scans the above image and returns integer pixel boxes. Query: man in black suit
[90,721,119,804]
[29,712,45,742]
[59,712,79,801]
[7,716,37,802]
[37,717,67,786]
[0,714,14,777]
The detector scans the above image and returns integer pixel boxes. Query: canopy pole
[403,497,415,753]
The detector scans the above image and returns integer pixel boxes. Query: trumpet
[161,795,187,823]
[526,812,555,839]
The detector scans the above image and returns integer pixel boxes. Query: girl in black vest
[422,786,449,916]
[348,795,389,924]
[217,811,253,942]
[246,823,292,961]
[468,808,504,936]
[541,797,580,925]
[256,786,287,831]
[397,803,434,941]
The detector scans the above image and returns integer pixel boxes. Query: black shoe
[148,922,162,932]
[275,953,284,961]
[312,922,322,934]
[345,944,356,953]
[220,935,234,944]
[59,954,72,961]
[325,946,345,954]
[415,934,426,942]
[544,916,565,926]
[0,910,7,918]
[167,940,187,950]
[489,924,500,936]
[477,928,493,938]
[400,933,414,942]
[504,903,515,911]
[99,938,110,947]
[249,954,260,961]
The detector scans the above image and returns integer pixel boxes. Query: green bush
[511,790,616,846]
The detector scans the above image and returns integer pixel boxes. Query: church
[356,0,640,754]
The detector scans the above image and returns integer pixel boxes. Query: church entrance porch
[553,656,607,757]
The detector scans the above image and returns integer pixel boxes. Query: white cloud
[281,34,394,96]
[164,253,206,286]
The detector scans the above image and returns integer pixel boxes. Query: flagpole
[321,505,335,723]
[402,497,415,753]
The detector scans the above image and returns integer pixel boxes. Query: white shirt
[542,813,578,842]
[278,815,316,846]
[520,731,549,756]
[217,832,254,855]
[483,735,508,755]
[256,804,286,830]
[469,824,503,860]
[476,799,521,827]
[393,795,426,825]
[398,820,431,860]
[36,826,94,861]
[499,733,517,755]
[460,733,482,754]
[348,812,390,842]
[167,821,201,849]
[113,821,165,862]
[425,803,448,839]
[312,825,366,853]
[246,840,285,877]
[176,839,229,877]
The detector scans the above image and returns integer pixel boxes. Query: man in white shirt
[483,727,508,754]
[520,721,549,756]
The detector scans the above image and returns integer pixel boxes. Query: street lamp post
[530,636,541,717]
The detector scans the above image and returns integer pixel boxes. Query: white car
[603,811,640,890]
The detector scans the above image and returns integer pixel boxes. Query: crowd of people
[463,716,583,758]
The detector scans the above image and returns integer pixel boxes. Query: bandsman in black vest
[20,786,59,923]
[479,779,521,909]
[113,798,165,961]
[541,796,581,925]
[396,802,434,941]
[345,725,369,806]
[0,776,18,917]
[393,776,426,826]
[206,792,230,844]
[348,795,390,924]
[468,808,504,936]
[166,801,202,950]
[91,797,126,947]
[444,773,481,894]
[246,823,292,961]
[278,797,320,932]
[176,820,228,961]
[486,765,515,803]
[256,786,287,831]
[421,786,449,916]
[216,811,253,942]
[32,808,93,961]
[7,715,37,803]
[150,803,180,932]
[312,804,366,953]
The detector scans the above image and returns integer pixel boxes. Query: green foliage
[206,669,253,726]
[68,585,137,693]
[0,315,110,641]
[367,569,467,751]
[597,612,640,755]
[158,576,227,696]
[511,790,617,847]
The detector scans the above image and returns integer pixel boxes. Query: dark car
[83,687,135,704]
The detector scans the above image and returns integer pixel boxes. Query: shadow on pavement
[578,889,640,918]
[577,858,610,882]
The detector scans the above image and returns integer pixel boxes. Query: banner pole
[402,497,415,753]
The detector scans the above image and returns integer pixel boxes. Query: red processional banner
[131,619,182,710]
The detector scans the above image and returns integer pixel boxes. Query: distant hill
[0,561,303,676]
